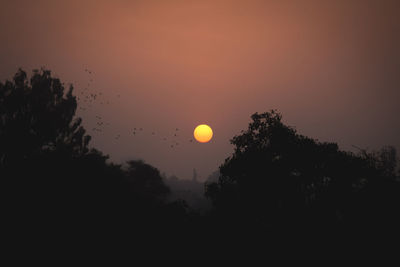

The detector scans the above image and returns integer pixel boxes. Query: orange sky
[1,0,399,179]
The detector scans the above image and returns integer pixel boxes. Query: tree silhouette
[125,160,170,204]
[205,110,400,233]
[0,69,89,167]
[0,69,185,241]
[2,69,399,249]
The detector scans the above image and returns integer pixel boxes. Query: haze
[1,0,399,180]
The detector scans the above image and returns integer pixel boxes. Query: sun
[194,124,213,143]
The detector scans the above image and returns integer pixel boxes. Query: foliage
[2,69,399,247]
[0,69,183,238]
[0,69,90,166]
[205,110,400,230]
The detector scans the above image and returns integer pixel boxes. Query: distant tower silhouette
[192,168,198,182]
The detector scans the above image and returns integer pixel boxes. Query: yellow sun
[194,124,213,143]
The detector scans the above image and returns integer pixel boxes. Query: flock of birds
[131,127,195,148]
[76,68,195,149]
[77,68,109,112]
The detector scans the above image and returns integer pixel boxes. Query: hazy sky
[1,0,399,180]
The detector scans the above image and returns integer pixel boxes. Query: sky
[1,0,399,180]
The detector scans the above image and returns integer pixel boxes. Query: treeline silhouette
[205,111,400,241]
[1,69,399,252]
[0,69,189,246]
[164,172,212,212]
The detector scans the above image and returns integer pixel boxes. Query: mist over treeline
[1,69,400,254]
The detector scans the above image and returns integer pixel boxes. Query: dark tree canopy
[1,69,399,253]
[0,69,184,243]
[125,160,170,203]
[0,69,90,167]
[205,110,400,231]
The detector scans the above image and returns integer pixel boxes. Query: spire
[192,168,197,182]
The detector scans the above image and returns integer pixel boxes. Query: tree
[205,110,394,230]
[0,68,197,248]
[125,160,170,204]
[0,68,90,167]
